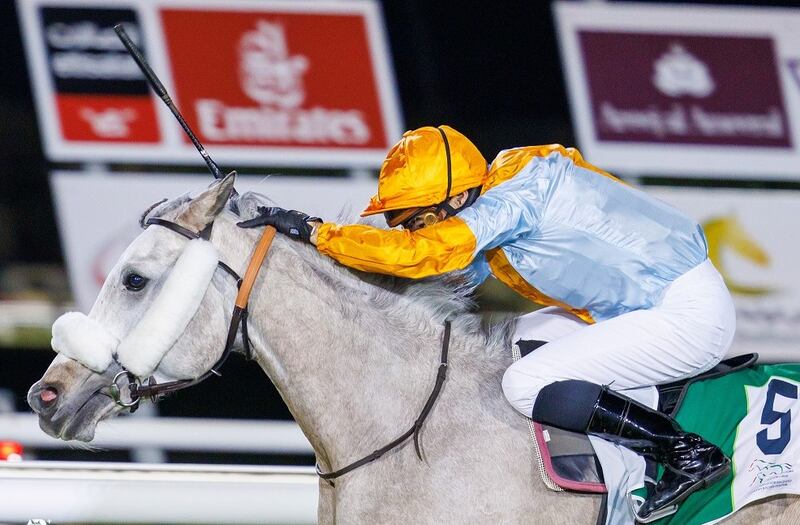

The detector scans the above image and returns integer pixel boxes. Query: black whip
[114,24,227,181]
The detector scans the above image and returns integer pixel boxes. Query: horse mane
[140,190,515,358]
[233,191,515,357]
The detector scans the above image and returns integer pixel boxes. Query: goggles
[384,207,441,230]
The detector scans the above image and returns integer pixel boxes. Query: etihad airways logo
[195,20,371,145]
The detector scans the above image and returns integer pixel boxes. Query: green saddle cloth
[639,363,800,524]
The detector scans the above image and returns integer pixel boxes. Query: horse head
[28,174,238,441]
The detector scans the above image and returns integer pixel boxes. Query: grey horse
[28,175,799,523]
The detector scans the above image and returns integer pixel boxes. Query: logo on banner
[653,44,715,98]
[40,7,159,143]
[193,19,370,145]
[239,21,308,108]
[579,31,791,147]
[703,215,774,296]
[160,8,391,150]
[80,108,136,138]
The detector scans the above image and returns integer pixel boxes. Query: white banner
[555,2,800,179]
[50,171,375,311]
[649,186,800,360]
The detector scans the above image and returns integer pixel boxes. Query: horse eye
[123,273,148,291]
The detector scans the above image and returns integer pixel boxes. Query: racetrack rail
[0,461,319,524]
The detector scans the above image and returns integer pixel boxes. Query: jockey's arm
[312,218,477,279]
[312,185,526,279]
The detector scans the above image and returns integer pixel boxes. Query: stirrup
[629,456,731,523]
[627,492,678,523]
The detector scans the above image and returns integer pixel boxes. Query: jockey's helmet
[361,125,487,225]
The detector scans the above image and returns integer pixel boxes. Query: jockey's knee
[501,363,552,417]
[502,364,605,434]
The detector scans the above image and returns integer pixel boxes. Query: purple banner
[579,31,791,148]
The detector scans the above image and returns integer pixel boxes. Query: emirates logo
[239,21,308,108]
[195,19,371,145]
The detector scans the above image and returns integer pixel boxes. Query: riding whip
[114,24,230,183]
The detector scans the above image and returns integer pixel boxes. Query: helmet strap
[435,127,453,216]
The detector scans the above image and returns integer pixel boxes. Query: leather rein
[109,216,453,484]
[109,217,276,409]
[316,319,451,485]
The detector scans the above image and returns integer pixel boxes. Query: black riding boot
[587,388,731,522]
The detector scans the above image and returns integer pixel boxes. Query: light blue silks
[459,151,707,321]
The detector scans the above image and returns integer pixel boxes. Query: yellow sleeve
[315,217,477,279]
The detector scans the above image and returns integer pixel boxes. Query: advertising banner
[648,186,800,360]
[37,6,161,144]
[18,0,402,167]
[554,2,800,179]
[50,172,376,311]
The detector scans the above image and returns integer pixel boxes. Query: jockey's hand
[237,206,322,244]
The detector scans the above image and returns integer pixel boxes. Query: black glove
[237,206,321,243]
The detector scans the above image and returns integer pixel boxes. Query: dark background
[2,0,800,463]
[4,0,800,265]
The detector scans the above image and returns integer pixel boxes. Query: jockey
[238,125,736,520]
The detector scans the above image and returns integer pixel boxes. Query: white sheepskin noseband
[51,312,119,373]
[51,239,219,377]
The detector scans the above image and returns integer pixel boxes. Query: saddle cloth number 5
[757,378,798,456]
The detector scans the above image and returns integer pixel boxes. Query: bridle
[109,217,276,410]
[103,28,452,482]
[108,214,452,485]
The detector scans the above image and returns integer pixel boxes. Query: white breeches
[502,259,736,417]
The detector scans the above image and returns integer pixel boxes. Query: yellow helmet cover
[361,125,487,217]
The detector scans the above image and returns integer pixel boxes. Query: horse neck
[210,215,473,470]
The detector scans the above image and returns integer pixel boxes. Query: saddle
[512,342,758,501]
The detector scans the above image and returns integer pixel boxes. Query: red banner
[56,94,160,142]
[160,9,390,150]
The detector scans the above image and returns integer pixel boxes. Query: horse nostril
[39,387,59,408]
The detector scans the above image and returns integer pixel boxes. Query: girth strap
[316,320,452,484]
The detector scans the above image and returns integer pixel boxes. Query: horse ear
[176,172,236,231]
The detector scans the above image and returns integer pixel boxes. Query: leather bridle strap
[127,221,276,402]
[235,226,277,308]
[316,319,452,485]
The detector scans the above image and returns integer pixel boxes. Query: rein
[316,320,452,485]
[110,218,276,408]
[111,216,453,484]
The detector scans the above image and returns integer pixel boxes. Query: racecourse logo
[653,44,715,98]
[239,21,308,108]
[703,215,774,296]
[748,459,793,487]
